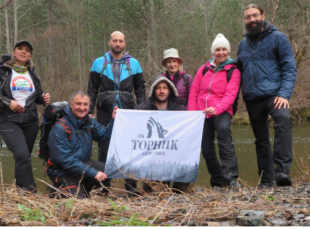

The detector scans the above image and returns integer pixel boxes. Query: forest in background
[0,0,309,121]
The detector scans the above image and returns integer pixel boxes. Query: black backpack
[37,101,72,164]
[202,65,240,116]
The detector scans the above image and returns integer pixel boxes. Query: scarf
[12,64,28,74]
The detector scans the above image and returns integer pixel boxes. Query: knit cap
[211,33,230,54]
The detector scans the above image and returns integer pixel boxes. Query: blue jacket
[87,51,146,114]
[236,21,297,102]
[47,105,114,181]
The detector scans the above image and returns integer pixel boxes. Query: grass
[0,147,310,226]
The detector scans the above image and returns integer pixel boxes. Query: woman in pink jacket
[188,34,241,188]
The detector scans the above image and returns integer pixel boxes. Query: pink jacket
[188,61,241,118]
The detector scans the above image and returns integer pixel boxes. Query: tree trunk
[13,0,18,43]
[76,1,83,90]
[4,0,10,53]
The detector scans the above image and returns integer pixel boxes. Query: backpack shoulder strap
[125,57,131,77]
[56,118,87,143]
[202,65,210,77]
[55,118,72,141]
[100,55,108,78]
[182,73,189,105]
[226,67,236,83]
[182,73,188,86]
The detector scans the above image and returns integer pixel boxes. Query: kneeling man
[47,91,117,198]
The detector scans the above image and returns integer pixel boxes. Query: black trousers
[245,96,293,183]
[0,120,39,192]
[97,108,134,190]
[201,112,239,187]
[52,159,105,198]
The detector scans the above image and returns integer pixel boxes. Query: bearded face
[245,19,264,37]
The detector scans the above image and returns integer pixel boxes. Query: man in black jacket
[87,31,146,194]
[129,76,189,194]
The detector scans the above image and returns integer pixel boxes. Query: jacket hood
[148,76,179,98]
[64,104,92,129]
[106,51,132,61]
[0,53,11,67]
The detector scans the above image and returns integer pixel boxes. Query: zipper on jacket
[205,71,217,119]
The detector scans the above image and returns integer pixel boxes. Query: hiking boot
[275,172,292,186]
[228,178,240,188]
[257,181,276,189]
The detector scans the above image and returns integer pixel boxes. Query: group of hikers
[0,4,297,198]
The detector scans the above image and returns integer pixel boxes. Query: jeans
[245,96,293,183]
[0,120,39,192]
[201,112,239,187]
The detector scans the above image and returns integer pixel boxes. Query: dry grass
[0,176,305,227]
[1,147,310,227]
[293,145,310,182]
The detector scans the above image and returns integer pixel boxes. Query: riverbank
[231,105,310,125]
[1,177,310,227]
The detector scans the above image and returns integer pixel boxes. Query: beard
[154,94,169,104]
[111,46,124,54]
[245,20,264,37]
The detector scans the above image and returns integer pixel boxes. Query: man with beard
[87,31,146,195]
[236,4,297,188]
[133,76,189,194]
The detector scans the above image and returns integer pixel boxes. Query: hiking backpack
[37,101,73,164]
[202,65,240,115]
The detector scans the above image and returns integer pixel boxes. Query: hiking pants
[52,159,105,199]
[0,120,38,192]
[201,112,239,187]
[97,108,134,191]
[245,96,292,183]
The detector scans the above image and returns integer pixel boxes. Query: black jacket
[0,54,44,123]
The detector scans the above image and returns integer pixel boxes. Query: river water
[0,123,309,192]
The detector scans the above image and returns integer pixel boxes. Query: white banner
[104,110,205,182]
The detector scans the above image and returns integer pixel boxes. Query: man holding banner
[104,76,205,195]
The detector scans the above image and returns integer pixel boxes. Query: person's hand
[42,93,50,104]
[112,106,118,120]
[9,100,24,113]
[94,171,107,181]
[274,96,290,109]
[88,114,94,118]
[203,107,216,116]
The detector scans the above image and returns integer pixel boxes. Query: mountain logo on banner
[147,117,168,138]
